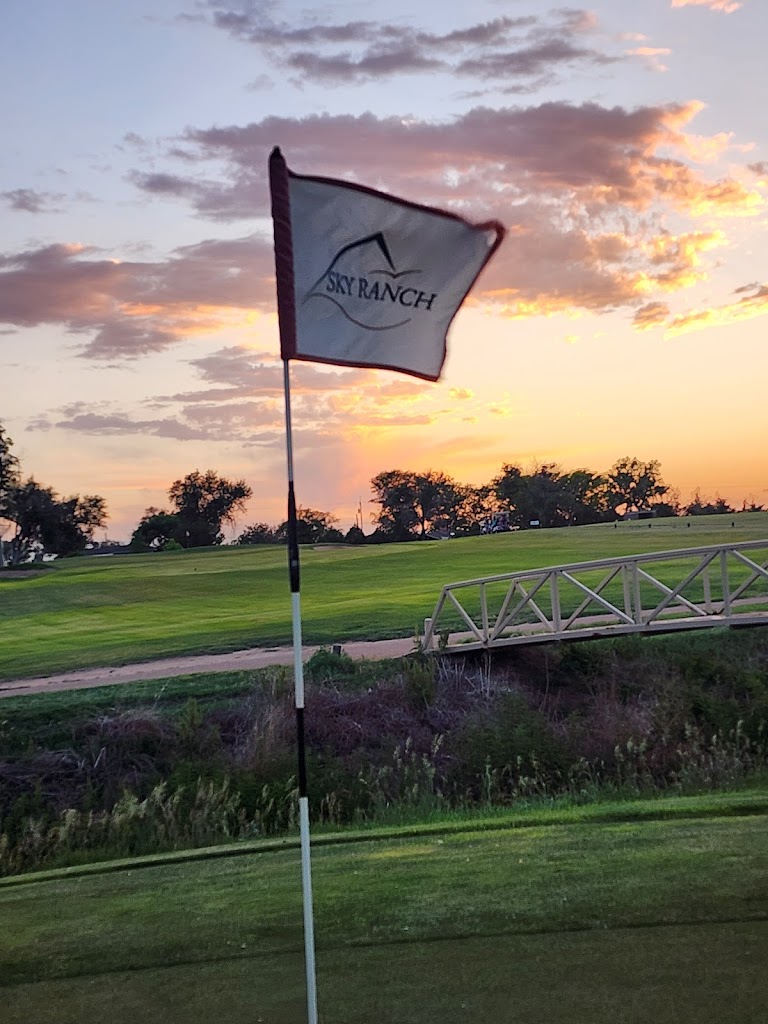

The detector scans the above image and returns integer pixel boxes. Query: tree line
[1,417,763,563]
[235,457,764,547]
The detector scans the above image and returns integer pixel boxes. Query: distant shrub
[305,647,358,682]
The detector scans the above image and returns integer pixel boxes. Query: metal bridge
[422,540,768,653]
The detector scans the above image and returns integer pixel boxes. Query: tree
[0,424,21,567]
[73,494,108,537]
[559,470,612,525]
[370,470,465,539]
[0,424,19,498]
[492,463,613,529]
[492,463,525,524]
[276,507,343,545]
[447,484,499,536]
[167,469,252,547]
[3,480,107,564]
[369,470,420,540]
[516,463,569,528]
[235,522,278,545]
[684,490,735,516]
[0,421,107,565]
[652,487,682,518]
[606,457,668,517]
[741,497,765,513]
[413,471,466,536]
[130,509,181,551]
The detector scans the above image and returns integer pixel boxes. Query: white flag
[269,148,505,381]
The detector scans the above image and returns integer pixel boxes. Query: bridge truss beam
[422,540,768,653]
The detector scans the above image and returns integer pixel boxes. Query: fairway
[2,512,767,680]
[1,793,767,1023]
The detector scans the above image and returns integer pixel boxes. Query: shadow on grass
[3,922,767,1024]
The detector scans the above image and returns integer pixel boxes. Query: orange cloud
[680,132,734,163]
[666,283,768,336]
[633,301,671,330]
[626,46,672,72]
[639,229,726,291]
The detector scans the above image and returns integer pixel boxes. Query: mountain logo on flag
[304,232,438,332]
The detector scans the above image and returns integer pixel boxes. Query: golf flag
[269,147,504,1024]
[269,147,505,381]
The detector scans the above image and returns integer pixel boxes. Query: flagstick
[283,357,319,1024]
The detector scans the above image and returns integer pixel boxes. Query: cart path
[0,638,418,699]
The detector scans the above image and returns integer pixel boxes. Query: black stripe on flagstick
[287,480,300,593]
[296,706,308,798]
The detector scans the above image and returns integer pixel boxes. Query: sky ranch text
[324,271,437,310]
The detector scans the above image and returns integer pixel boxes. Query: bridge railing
[422,540,768,652]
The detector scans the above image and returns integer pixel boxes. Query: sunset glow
[1,0,766,539]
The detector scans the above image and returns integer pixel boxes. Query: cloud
[455,37,614,82]
[152,101,760,226]
[29,410,218,442]
[625,46,672,72]
[177,346,372,398]
[0,235,276,359]
[1,188,65,213]
[4,98,763,358]
[26,344,437,450]
[671,0,742,12]
[666,282,768,336]
[633,301,671,329]
[203,6,615,86]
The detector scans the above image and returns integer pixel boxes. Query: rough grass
[2,512,767,680]
[3,626,768,876]
[1,795,767,1022]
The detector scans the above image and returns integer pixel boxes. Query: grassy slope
[1,512,767,680]
[1,793,767,1023]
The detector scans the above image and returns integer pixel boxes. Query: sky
[1,0,767,541]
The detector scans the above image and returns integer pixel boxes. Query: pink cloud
[3,98,763,360]
[0,236,276,359]
[671,0,742,12]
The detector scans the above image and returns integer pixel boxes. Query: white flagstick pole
[270,146,319,1024]
[282,357,319,1024]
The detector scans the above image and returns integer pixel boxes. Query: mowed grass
[1,511,767,680]
[1,792,767,1023]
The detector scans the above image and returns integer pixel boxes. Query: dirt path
[0,638,417,699]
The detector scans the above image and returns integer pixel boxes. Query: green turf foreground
[4,924,767,1024]
[1,794,767,1023]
